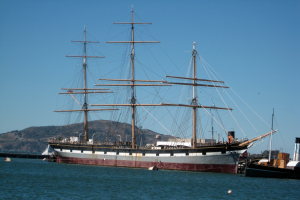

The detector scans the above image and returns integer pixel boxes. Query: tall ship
[49,9,275,173]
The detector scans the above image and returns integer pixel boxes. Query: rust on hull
[56,155,237,173]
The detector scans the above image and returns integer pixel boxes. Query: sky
[0,0,299,156]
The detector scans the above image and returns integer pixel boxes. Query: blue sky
[0,0,299,156]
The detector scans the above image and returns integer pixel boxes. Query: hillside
[0,120,173,153]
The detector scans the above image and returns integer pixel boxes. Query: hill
[0,120,173,153]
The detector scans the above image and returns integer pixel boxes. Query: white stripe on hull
[55,150,242,165]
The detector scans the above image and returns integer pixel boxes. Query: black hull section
[245,164,300,179]
[49,142,247,156]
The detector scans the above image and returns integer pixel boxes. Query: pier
[0,152,49,159]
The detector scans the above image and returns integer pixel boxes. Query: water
[1,158,299,199]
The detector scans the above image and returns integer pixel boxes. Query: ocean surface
[1,158,299,199]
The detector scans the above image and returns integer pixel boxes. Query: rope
[199,55,270,130]
[199,55,247,137]
[140,105,176,138]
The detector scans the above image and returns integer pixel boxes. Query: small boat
[245,153,300,179]
[245,112,300,179]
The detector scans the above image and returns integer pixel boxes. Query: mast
[94,14,231,149]
[105,8,160,149]
[211,112,214,143]
[268,108,274,162]
[94,42,232,147]
[166,42,231,148]
[131,8,136,149]
[83,26,88,141]
[55,27,119,142]
[167,42,232,148]
[192,42,197,148]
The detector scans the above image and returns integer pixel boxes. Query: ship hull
[50,143,247,174]
[245,163,300,179]
[56,154,238,173]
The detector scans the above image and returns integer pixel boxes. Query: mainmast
[130,8,136,149]
[92,13,231,149]
[102,9,161,148]
[83,26,88,141]
[93,40,232,148]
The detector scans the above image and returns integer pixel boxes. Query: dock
[0,152,49,159]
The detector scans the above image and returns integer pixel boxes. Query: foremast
[165,42,232,148]
[55,27,117,141]
[165,44,277,148]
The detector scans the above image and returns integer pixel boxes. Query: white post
[268,109,274,162]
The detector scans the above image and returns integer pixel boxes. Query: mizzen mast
[55,27,117,142]
[192,42,197,148]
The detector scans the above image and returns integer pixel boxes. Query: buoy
[228,190,232,194]
[148,166,158,170]
[4,157,11,162]
[43,158,47,161]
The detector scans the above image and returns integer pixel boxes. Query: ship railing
[48,138,133,147]
[197,142,225,146]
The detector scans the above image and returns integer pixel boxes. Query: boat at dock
[245,137,300,179]
[49,9,276,173]
[245,109,300,179]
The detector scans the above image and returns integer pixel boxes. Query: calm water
[0,158,299,199]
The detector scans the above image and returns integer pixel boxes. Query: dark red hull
[57,155,237,173]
